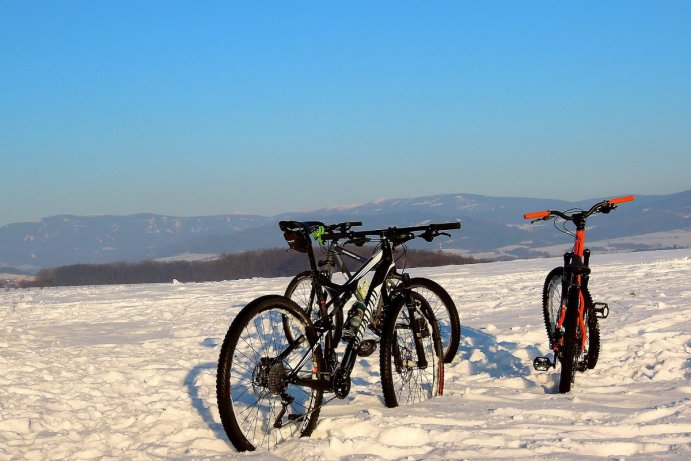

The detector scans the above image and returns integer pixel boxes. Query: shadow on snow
[184,362,232,446]
[457,326,537,379]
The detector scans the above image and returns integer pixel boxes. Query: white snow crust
[1,249,690,460]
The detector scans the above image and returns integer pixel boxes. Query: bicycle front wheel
[409,277,460,363]
[543,268,600,369]
[216,295,324,452]
[380,292,444,407]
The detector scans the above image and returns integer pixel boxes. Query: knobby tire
[559,289,581,393]
[216,295,324,451]
[380,292,444,407]
[408,277,461,363]
[543,268,600,370]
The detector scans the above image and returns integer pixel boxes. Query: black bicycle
[284,221,461,362]
[216,220,458,451]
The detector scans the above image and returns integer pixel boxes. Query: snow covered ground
[1,249,690,460]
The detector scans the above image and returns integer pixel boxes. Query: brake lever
[348,236,368,247]
[600,204,616,214]
[531,216,554,224]
[420,230,451,242]
[419,230,434,242]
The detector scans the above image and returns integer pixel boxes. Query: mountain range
[2,190,689,274]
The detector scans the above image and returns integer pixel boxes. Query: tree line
[24,247,479,287]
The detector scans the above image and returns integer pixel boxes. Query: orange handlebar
[524,211,549,220]
[608,195,635,205]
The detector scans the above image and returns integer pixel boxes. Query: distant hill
[1,190,689,273]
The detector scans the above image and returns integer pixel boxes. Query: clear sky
[2,1,689,226]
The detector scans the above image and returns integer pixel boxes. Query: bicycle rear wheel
[585,303,600,369]
[558,290,581,393]
[216,295,324,451]
[542,267,565,349]
[380,292,444,407]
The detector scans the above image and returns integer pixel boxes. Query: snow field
[1,249,690,460]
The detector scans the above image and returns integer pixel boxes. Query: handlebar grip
[434,222,461,231]
[608,195,634,205]
[524,211,549,220]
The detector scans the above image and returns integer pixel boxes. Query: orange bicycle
[524,195,634,393]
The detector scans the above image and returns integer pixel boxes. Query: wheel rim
[289,278,318,322]
[226,307,320,450]
[389,301,439,405]
[411,285,451,360]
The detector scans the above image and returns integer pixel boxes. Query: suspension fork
[400,273,428,369]
[562,223,590,354]
[556,253,572,334]
[558,250,589,353]
[555,277,588,354]
[555,281,578,354]
[572,226,589,352]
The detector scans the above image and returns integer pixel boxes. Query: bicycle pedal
[593,302,609,319]
[357,339,378,357]
[533,356,554,371]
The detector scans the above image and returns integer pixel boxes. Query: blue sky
[2,1,689,226]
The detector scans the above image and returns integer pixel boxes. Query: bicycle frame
[321,237,422,300]
[276,252,394,396]
[279,220,458,397]
[317,239,419,337]
[319,241,369,298]
[310,242,387,330]
[279,224,399,398]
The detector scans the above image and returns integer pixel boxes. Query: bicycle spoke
[217,298,324,451]
[381,298,440,407]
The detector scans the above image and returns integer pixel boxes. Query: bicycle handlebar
[322,221,461,245]
[279,219,460,253]
[354,221,460,236]
[523,195,635,222]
